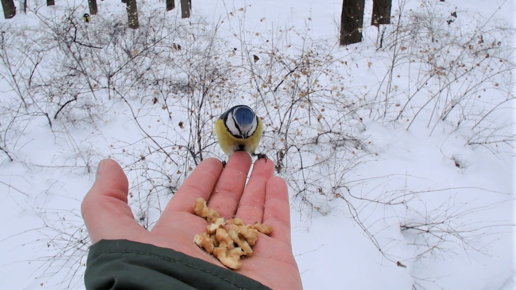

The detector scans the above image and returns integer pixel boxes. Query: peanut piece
[207,217,225,234]
[253,223,273,235]
[215,227,235,250]
[213,247,243,270]
[228,225,253,257]
[193,232,215,254]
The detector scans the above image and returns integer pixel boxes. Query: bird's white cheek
[225,115,240,136]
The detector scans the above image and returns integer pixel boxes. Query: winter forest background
[0,0,514,289]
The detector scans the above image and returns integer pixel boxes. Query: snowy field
[0,0,514,289]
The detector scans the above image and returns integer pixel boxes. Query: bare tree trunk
[180,0,190,18]
[340,0,365,46]
[371,0,392,27]
[166,0,174,11]
[123,0,139,29]
[88,0,98,15]
[46,0,54,6]
[1,0,16,19]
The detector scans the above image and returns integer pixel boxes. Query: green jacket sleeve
[85,239,272,290]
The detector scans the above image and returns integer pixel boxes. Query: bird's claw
[253,153,268,162]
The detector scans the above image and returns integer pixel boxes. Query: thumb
[82,159,146,244]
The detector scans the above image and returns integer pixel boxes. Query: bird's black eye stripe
[231,113,244,137]
[253,116,259,135]
[221,111,242,138]
[221,111,231,130]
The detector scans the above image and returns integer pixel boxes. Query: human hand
[82,152,302,290]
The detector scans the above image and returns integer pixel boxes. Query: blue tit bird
[83,13,90,23]
[214,105,267,162]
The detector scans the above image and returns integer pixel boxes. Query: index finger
[161,158,223,214]
[235,157,274,224]
[205,152,252,219]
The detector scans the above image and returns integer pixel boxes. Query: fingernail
[96,160,106,180]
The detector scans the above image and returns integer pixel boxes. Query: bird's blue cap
[233,106,255,125]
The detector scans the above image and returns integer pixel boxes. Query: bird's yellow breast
[214,118,262,156]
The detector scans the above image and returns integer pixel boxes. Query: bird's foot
[252,153,268,162]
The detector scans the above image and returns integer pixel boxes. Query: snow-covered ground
[0,0,514,289]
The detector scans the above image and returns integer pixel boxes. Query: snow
[0,0,514,289]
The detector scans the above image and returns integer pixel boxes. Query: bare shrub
[371,0,515,154]
[0,2,512,289]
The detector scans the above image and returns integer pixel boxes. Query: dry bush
[0,2,512,289]
[371,0,515,154]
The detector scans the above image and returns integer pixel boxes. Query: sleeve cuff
[85,239,272,290]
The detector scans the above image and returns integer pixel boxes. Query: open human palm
[82,152,302,289]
